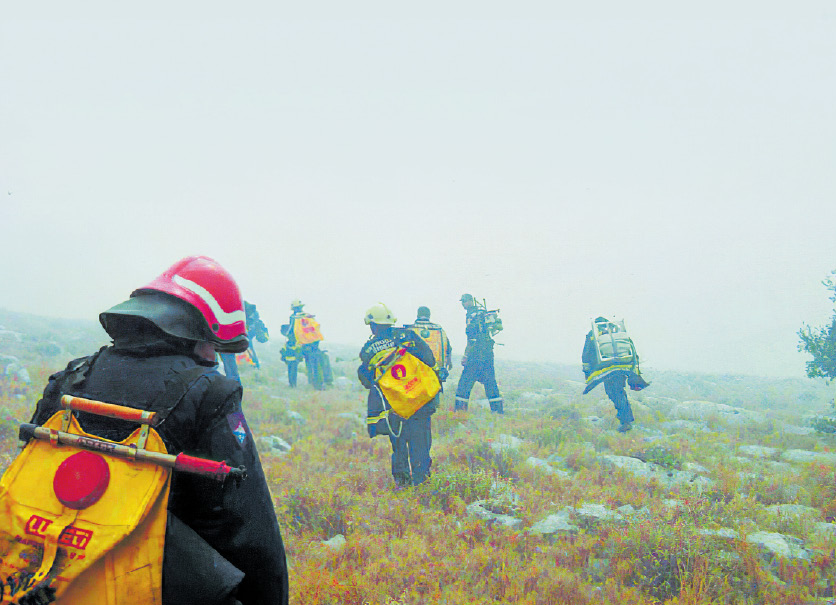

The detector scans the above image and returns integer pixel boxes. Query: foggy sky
[2,3,836,378]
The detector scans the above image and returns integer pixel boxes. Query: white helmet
[364,302,397,326]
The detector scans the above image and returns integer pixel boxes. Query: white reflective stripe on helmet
[173,275,246,326]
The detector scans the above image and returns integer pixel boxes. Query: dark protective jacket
[581,330,597,378]
[31,342,288,605]
[463,308,495,361]
[245,302,269,344]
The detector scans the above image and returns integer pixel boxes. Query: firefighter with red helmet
[28,256,288,605]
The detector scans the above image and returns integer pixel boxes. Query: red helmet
[100,256,249,353]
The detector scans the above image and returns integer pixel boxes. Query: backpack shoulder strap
[147,365,215,427]
[60,346,106,392]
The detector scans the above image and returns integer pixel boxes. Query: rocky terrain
[2,308,836,604]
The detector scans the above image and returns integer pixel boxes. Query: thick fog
[2,3,835,378]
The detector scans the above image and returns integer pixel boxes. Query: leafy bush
[417,467,492,513]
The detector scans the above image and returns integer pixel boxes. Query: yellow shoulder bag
[372,347,441,419]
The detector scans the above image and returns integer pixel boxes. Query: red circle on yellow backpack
[53,451,111,509]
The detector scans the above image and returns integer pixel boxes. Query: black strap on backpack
[147,365,215,427]
[51,351,220,435]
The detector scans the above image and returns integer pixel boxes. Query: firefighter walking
[454,293,504,413]
[359,303,440,487]
[582,316,649,432]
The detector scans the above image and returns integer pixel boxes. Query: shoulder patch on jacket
[226,412,249,447]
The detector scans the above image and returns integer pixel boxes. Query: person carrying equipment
[244,301,269,368]
[219,301,269,383]
[581,316,649,433]
[403,306,453,382]
[358,303,440,487]
[454,294,504,414]
[1,256,288,605]
[282,300,326,390]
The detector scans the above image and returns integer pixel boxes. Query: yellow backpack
[406,324,448,370]
[0,396,242,605]
[293,315,324,345]
[372,347,441,419]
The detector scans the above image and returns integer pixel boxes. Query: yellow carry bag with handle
[372,347,441,420]
[0,396,243,605]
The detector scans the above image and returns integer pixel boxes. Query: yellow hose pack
[0,411,171,604]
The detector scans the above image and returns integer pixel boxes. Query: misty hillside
[3,308,836,604]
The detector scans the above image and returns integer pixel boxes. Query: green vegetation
[799,269,836,381]
[3,312,836,603]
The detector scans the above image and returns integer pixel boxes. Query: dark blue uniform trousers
[388,402,435,486]
[604,374,634,425]
[455,353,503,413]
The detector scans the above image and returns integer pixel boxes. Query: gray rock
[600,455,651,475]
[780,450,836,465]
[682,462,709,474]
[642,396,679,412]
[779,424,816,436]
[616,504,636,516]
[490,434,523,453]
[746,531,810,561]
[261,435,292,455]
[530,511,578,535]
[699,528,738,539]
[546,454,568,467]
[467,501,523,529]
[599,455,712,490]
[525,456,570,477]
[0,330,22,342]
[334,376,355,390]
[738,445,778,459]
[519,391,547,403]
[526,456,553,472]
[322,534,346,551]
[658,419,709,432]
[673,400,765,425]
[813,522,836,537]
[286,410,306,424]
[766,504,821,520]
[575,503,624,526]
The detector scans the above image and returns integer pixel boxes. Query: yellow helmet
[364,302,397,326]
[290,299,304,310]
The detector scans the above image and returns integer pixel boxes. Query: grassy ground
[2,329,836,603]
